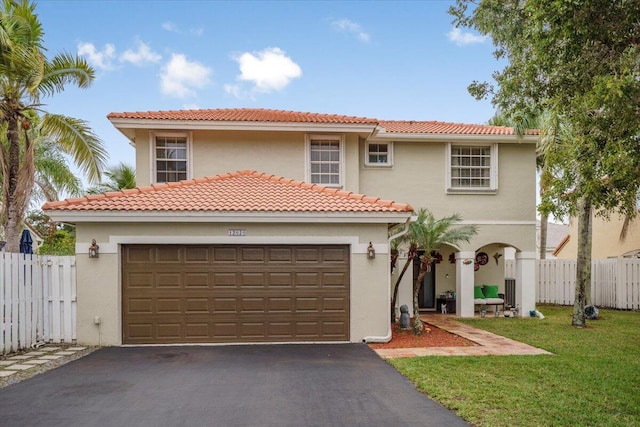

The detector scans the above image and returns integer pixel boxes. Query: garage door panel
[212,247,238,263]
[212,272,237,288]
[123,244,349,344]
[156,246,182,263]
[185,246,209,263]
[156,273,182,288]
[185,273,209,288]
[241,297,266,312]
[322,247,349,262]
[126,272,154,288]
[240,273,265,288]
[157,323,182,338]
[156,298,182,313]
[126,298,153,314]
[268,273,292,288]
[268,247,292,262]
[268,297,293,312]
[240,247,266,262]
[213,297,237,313]
[185,298,209,313]
[185,323,209,339]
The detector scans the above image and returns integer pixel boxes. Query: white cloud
[120,40,161,66]
[162,21,179,32]
[182,103,200,110]
[160,53,212,98]
[232,47,302,93]
[447,27,488,46]
[77,42,116,70]
[162,21,204,36]
[331,19,370,42]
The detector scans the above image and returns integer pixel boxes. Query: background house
[45,108,538,346]
[554,213,640,259]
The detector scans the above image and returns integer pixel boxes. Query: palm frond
[40,52,94,97]
[41,113,107,183]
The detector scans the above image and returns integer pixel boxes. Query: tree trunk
[412,257,430,335]
[573,196,592,327]
[391,246,416,323]
[539,213,548,259]
[3,115,22,253]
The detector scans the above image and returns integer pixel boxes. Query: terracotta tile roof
[107,108,378,125]
[43,170,413,214]
[378,120,538,136]
[107,108,539,136]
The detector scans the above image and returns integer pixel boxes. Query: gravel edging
[0,345,98,389]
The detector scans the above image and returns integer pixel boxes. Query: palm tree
[0,0,106,251]
[390,210,425,323]
[87,163,136,194]
[401,209,478,334]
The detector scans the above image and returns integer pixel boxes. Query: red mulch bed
[368,321,477,349]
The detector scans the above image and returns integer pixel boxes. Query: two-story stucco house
[43,108,537,346]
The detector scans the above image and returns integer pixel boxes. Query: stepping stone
[8,355,32,360]
[39,355,63,360]
[0,371,17,377]
[41,347,61,352]
[0,360,16,366]
[25,351,46,356]
[23,359,50,365]
[8,364,35,371]
[54,351,76,356]
[67,347,87,351]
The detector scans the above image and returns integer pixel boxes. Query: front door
[413,251,436,310]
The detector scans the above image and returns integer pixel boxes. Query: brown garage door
[122,244,350,344]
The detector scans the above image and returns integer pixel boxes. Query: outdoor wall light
[88,239,99,258]
[367,242,376,259]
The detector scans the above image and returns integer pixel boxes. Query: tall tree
[451,0,640,327]
[408,209,477,334]
[87,163,136,194]
[0,0,106,252]
[488,109,558,259]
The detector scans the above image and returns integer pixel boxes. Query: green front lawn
[390,305,640,427]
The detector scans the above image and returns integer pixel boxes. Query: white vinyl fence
[505,258,640,309]
[0,253,76,354]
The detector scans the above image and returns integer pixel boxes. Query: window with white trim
[365,142,393,167]
[306,135,343,186]
[154,134,188,183]
[447,143,498,191]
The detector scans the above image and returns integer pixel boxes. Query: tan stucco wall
[360,142,536,222]
[134,129,365,193]
[74,221,394,346]
[555,213,640,259]
[134,129,536,227]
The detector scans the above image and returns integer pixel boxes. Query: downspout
[362,216,412,343]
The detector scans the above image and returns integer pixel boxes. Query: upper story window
[446,143,498,193]
[365,142,393,167]
[153,133,190,183]
[306,134,344,187]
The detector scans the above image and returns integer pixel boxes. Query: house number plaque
[227,229,246,236]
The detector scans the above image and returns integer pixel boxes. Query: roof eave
[369,131,538,143]
[44,210,413,224]
[108,118,378,142]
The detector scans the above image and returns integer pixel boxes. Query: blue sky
[36,0,500,175]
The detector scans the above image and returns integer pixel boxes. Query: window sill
[363,163,393,169]
[446,188,497,195]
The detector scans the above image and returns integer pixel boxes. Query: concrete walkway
[374,314,552,359]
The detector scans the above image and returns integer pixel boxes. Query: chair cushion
[474,286,485,299]
[483,284,500,299]
[485,297,504,305]
[474,298,487,305]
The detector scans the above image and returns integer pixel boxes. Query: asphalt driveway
[0,344,468,427]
